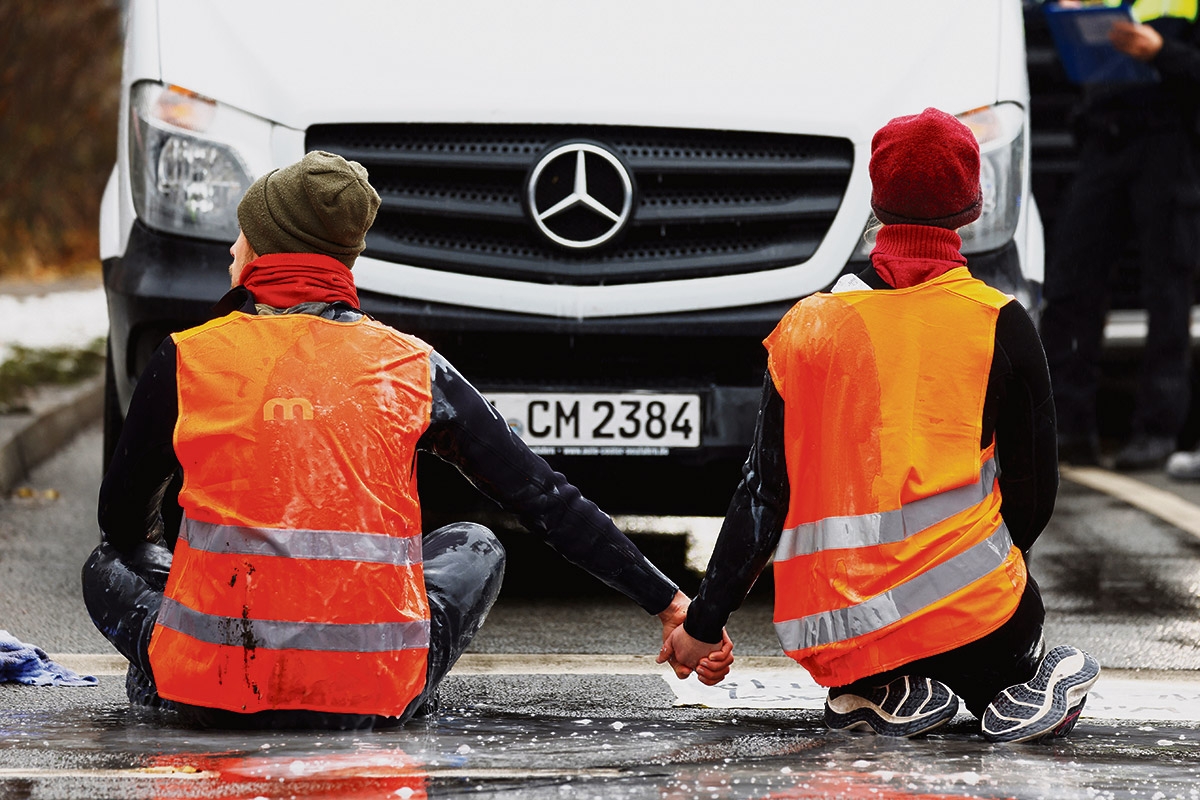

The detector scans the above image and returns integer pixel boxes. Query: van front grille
[306,124,853,286]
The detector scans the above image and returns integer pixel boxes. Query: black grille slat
[329,147,536,170]
[368,218,822,283]
[378,188,841,227]
[326,147,852,174]
[308,123,852,286]
[366,235,819,284]
[377,193,525,222]
[623,153,851,175]
[637,192,843,225]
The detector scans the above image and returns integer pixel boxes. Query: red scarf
[869,224,967,289]
[238,253,359,309]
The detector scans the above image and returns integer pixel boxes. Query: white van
[100,1,1042,514]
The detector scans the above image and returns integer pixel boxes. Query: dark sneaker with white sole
[825,675,959,737]
[981,645,1100,743]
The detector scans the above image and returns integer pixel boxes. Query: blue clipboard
[1043,3,1160,85]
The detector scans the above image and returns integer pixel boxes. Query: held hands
[655,591,734,686]
[658,625,734,686]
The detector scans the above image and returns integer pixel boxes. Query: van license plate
[486,392,701,452]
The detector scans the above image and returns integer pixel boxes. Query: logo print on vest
[262,397,314,421]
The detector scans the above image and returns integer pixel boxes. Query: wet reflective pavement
[5,428,1200,798]
[4,681,1200,799]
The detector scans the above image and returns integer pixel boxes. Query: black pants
[839,578,1046,718]
[81,522,506,730]
[1040,126,1199,443]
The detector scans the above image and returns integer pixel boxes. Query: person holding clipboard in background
[1038,0,1200,474]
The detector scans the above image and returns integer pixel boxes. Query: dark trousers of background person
[81,521,505,730]
[1040,125,1200,458]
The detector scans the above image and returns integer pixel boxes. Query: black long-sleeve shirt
[98,287,678,616]
[683,266,1059,644]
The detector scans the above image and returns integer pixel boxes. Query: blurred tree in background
[0,1,122,279]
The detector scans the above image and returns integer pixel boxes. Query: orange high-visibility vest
[764,267,1027,687]
[148,311,433,717]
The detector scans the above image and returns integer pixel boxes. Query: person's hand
[1110,19,1164,61]
[657,589,689,642]
[656,590,692,679]
[694,629,734,686]
[657,624,735,686]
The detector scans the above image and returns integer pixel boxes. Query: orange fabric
[785,547,1027,686]
[150,626,429,715]
[170,313,430,533]
[771,492,1003,618]
[162,537,427,625]
[149,312,433,716]
[765,268,1026,685]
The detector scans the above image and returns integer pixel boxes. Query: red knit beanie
[869,108,982,230]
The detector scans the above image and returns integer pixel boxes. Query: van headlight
[856,102,1026,257]
[957,103,1025,254]
[129,82,257,242]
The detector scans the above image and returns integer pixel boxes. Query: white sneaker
[1166,450,1200,481]
[981,646,1100,743]
[825,675,959,737]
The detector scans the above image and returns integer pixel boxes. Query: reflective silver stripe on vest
[775,457,998,562]
[181,518,422,566]
[156,596,430,653]
[775,523,1015,653]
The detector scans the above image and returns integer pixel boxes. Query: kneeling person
[659,109,1098,743]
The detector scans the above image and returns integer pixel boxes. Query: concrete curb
[0,375,104,494]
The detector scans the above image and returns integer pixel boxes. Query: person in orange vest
[81,150,731,730]
[658,108,1100,743]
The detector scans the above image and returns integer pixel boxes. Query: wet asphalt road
[3,426,1200,798]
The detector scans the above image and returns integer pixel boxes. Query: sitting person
[83,150,731,730]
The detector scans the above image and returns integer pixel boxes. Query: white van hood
[122,0,1030,318]
[154,0,1005,139]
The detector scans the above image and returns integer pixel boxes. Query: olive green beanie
[236,150,381,268]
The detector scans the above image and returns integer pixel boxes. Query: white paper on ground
[665,670,1200,723]
[666,669,826,710]
[1084,677,1200,722]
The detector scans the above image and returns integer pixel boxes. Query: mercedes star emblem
[526,141,635,249]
